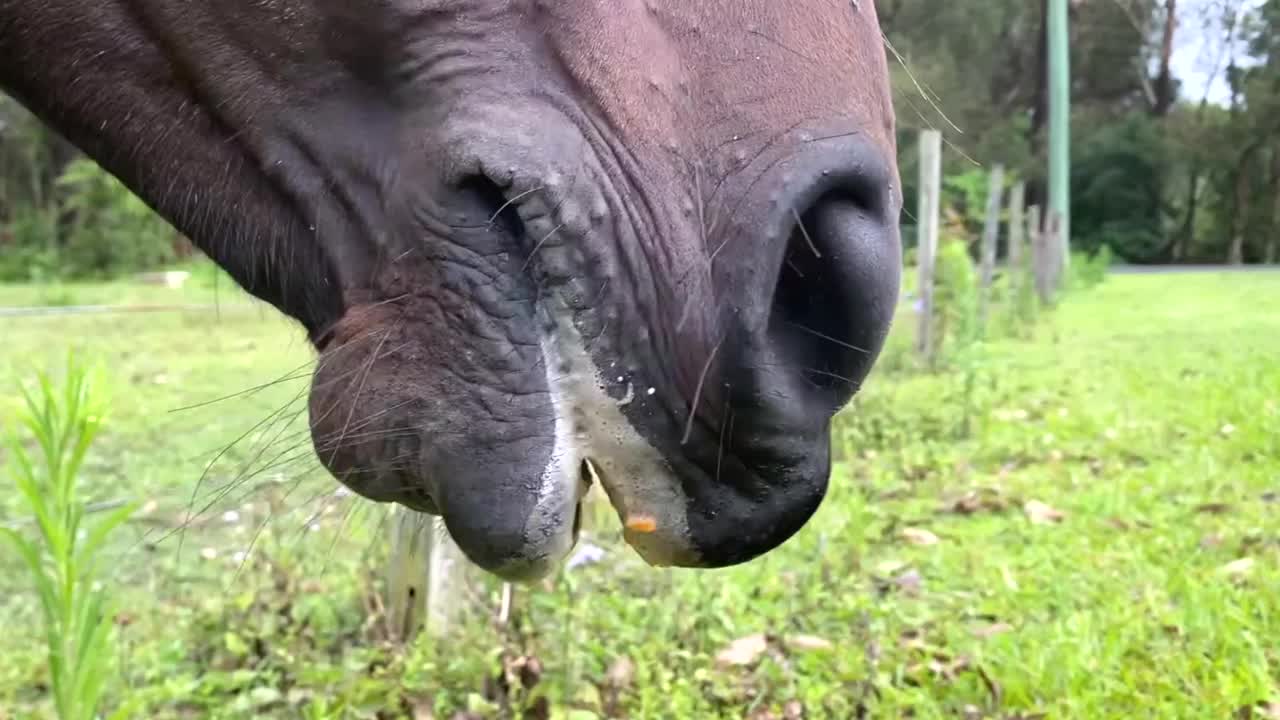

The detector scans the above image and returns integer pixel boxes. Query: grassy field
[1,267,1278,719]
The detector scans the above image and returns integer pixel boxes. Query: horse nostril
[765,190,898,410]
[456,174,526,237]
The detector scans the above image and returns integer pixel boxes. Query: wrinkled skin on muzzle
[1,0,901,580]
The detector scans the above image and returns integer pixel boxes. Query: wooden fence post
[386,507,480,644]
[977,164,1005,330]
[916,130,942,362]
[1028,204,1051,305]
[1048,210,1067,291]
[1007,182,1026,282]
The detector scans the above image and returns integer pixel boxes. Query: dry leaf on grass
[876,568,924,597]
[1195,502,1234,515]
[1024,500,1066,525]
[874,559,907,575]
[943,487,1012,516]
[1221,557,1256,580]
[1235,701,1280,719]
[973,622,1015,639]
[411,699,436,720]
[901,527,941,546]
[1105,517,1132,531]
[783,699,805,720]
[1000,564,1020,591]
[906,653,972,684]
[604,657,635,688]
[716,633,770,667]
[715,633,833,668]
[785,635,834,652]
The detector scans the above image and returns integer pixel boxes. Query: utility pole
[1048,0,1071,272]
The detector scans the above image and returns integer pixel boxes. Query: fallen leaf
[893,569,924,596]
[1236,701,1280,719]
[1000,564,1019,591]
[874,559,908,576]
[1200,534,1225,549]
[716,634,769,667]
[1222,557,1256,580]
[1262,492,1278,504]
[1105,517,1132,531]
[1024,500,1066,525]
[993,408,1030,422]
[411,699,435,720]
[901,527,941,546]
[604,657,635,688]
[783,700,805,720]
[566,542,607,570]
[973,622,1015,639]
[248,687,284,709]
[924,653,971,682]
[1195,502,1234,515]
[943,488,1011,516]
[785,635,834,652]
[976,663,1003,706]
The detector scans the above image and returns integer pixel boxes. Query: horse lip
[538,307,702,569]
[582,456,697,568]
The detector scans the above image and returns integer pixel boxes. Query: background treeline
[887,0,1278,265]
[1,0,1278,281]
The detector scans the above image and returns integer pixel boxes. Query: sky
[1169,0,1265,105]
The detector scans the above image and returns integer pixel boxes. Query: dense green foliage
[0,103,182,282]
[887,0,1280,265]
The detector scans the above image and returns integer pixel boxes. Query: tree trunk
[1173,169,1199,262]
[1030,0,1050,146]
[1153,0,1178,116]
[1269,146,1280,265]
[1228,151,1253,265]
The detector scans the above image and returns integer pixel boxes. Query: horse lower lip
[579,455,692,567]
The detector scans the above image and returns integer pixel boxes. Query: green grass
[1,268,1278,718]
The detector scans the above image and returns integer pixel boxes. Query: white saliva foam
[534,313,696,567]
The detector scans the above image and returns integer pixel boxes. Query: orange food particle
[625,515,658,534]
